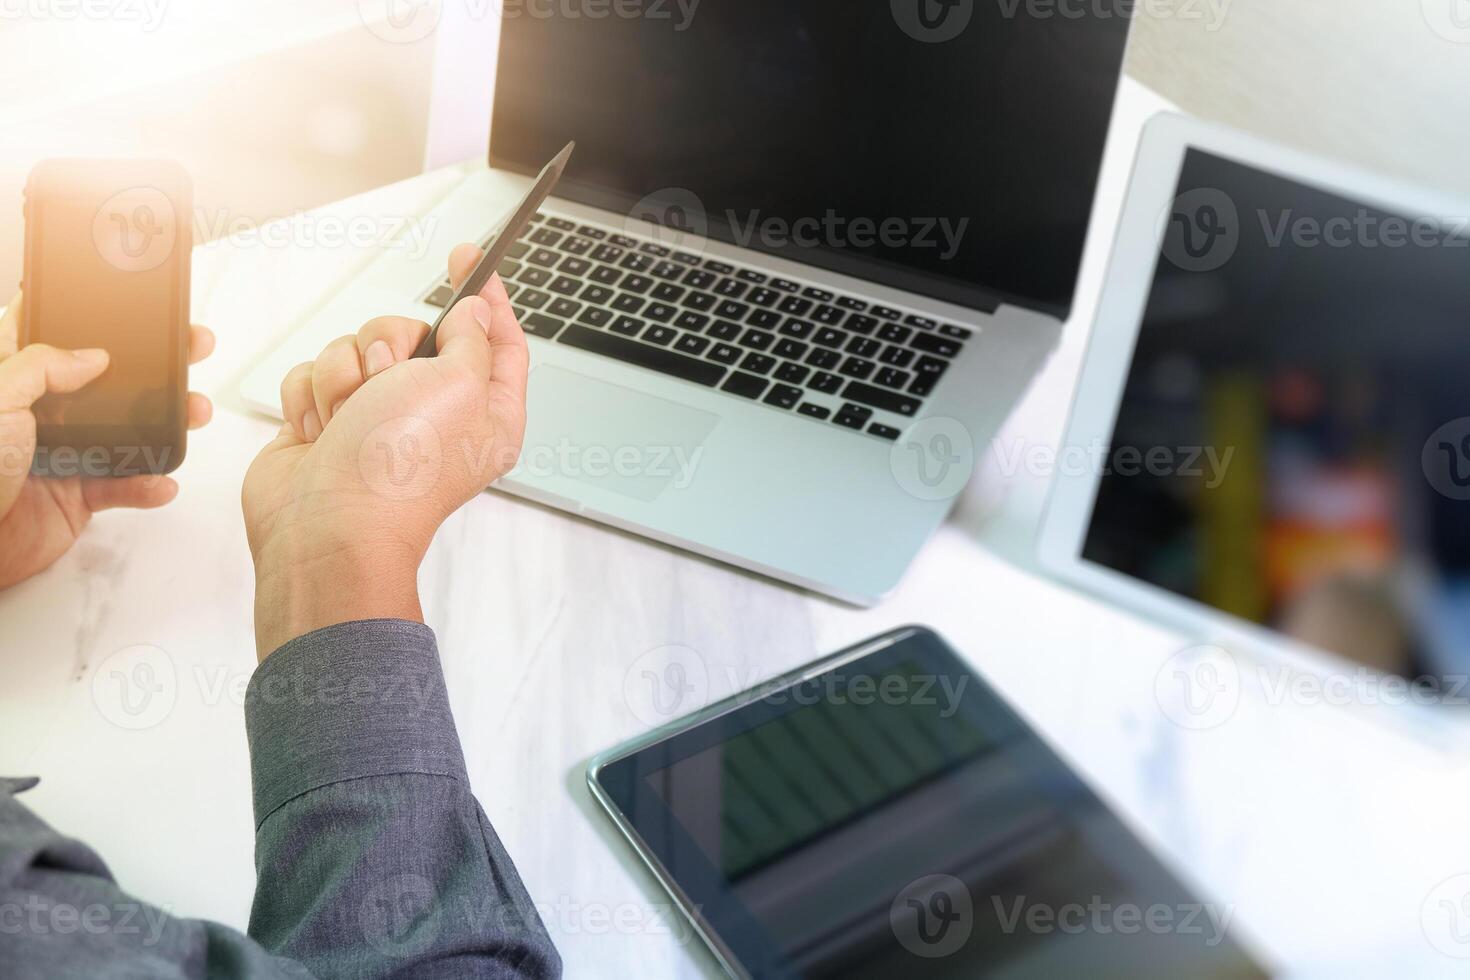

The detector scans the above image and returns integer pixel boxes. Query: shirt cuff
[245,619,468,828]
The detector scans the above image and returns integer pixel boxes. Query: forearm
[244,621,560,980]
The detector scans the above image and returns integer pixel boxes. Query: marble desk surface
[2,79,1468,978]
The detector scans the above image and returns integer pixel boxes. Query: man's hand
[0,294,215,591]
[242,244,529,659]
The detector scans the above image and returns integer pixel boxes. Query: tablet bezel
[1037,112,1470,740]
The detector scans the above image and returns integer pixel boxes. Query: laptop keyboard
[420,212,972,441]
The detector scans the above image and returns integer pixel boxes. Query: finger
[310,334,365,428]
[434,296,496,380]
[81,475,179,512]
[0,344,110,413]
[188,325,215,365]
[279,361,318,442]
[355,315,430,375]
[187,392,212,430]
[475,273,529,398]
[0,293,20,360]
[448,243,484,291]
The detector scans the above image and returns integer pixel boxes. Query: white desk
[3,80,1469,978]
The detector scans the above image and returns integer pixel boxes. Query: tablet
[589,627,1269,978]
[1038,113,1470,714]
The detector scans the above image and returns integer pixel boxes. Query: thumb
[434,296,494,381]
[0,344,110,413]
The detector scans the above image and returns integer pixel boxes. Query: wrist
[252,530,423,661]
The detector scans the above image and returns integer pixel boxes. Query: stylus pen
[413,141,575,358]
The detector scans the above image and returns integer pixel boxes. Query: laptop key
[496,259,523,280]
[643,325,677,346]
[737,269,768,284]
[547,217,576,231]
[562,237,593,257]
[672,250,702,266]
[611,315,644,336]
[798,402,832,420]
[704,260,735,275]
[547,297,581,319]
[778,296,812,316]
[842,381,920,416]
[675,333,710,356]
[770,277,800,292]
[780,318,814,339]
[529,228,563,247]
[802,286,834,302]
[714,278,747,298]
[880,345,915,367]
[651,282,685,303]
[747,287,780,307]
[578,225,607,240]
[810,371,842,394]
[517,288,551,310]
[639,242,670,257]
[813,327,846,349]
[774,362,809,385]
[812,304,844,325]
[747,309,782,330]
[589,264,622,285]
[578,307,613,328]
[878,323,912,344]
[833,404,873,430]
[528,248,559,267]
[612,294,645,314]
[425,285,454,308]
[609,234,637,248]
[740,353,777,375]
[652,260,684,280]
[912,333,963,358]
[683,268,716,289]
[846,337,881,358]
[708,320,742,341]
[871,305,901,321]
[684,290,717,312]
[844,314,878,335]
[904,314,937,330]
[708,343,741,365]
[868,423,902,440]
[715,300,750,320]
[558,324,726,387]
[740,329,774,351]
[519,268,552,288]
[773,338,808,360]
[558,256,591,276]
[644,302,677,323]
[579,284,614,305]
[806,348,840,370]
[941,323,972,339]
[522,313,566,339]
[549,276,581,296]
[621,253,654,273]
[875,367,910,390]
[836,296,868,311]
[764,384,802,409]
[722,372,768,399]
[839,356,875,380]
[591,244,625,263]
[674,311,709,331]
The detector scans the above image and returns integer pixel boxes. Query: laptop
[1040,112,1470,736]
[242,3,1133,604]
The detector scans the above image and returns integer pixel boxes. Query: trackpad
[519,366,719,502]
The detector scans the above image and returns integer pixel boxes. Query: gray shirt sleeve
[0,619,562,980]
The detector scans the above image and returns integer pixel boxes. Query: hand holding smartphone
[22,159,193,477]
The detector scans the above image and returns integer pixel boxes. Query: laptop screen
[1083,148,1470,691]
[489,1,1132,318]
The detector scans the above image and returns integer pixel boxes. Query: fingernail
[303,410,322,441]
[364,340,393,377]
[74,348,108,366]
[470,297,493,332]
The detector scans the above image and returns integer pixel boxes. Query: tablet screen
[595,629,1266,978]
[1083,149,1470,691]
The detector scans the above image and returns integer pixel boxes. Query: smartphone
[21,159,192,477]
